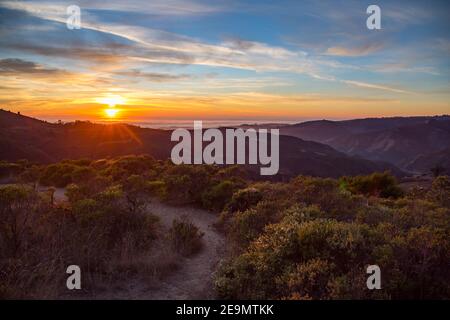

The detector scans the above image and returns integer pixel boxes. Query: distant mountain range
[0,109,403,178]
[280,116,450,174]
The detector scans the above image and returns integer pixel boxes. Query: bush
[427,175,450,208]
[340,172,403,199]
[216,197,450,299]
[292,176,361,218]
[201,180,236,211]
[168,216,204,256]
[0,184,41,257]
[227,187,263,213]
[122,175,152,213]
[229,201,297,245]
[40,163,80,187]
[162,165,212,204]
[147,180,167,199]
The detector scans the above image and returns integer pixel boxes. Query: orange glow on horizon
[6,92,449,123]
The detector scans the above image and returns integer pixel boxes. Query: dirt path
[142,201,226,299]
[5,184,225,299]
[93,200,226,300]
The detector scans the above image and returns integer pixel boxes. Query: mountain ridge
[0,109,404,178]
[280,115,450,173]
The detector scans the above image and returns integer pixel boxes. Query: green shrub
[228,187,263,213]
[229,201,297,245]
[292,176,361,218]
[340,172,403,199]
[40,163,80,187]
[201,180,236,211]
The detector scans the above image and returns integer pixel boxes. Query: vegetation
[0,183,158,298]
[168,216,204,256]
[0,155,449,299]
[215,175,449,300]
[339,172,403,199]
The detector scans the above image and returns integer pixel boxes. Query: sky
[0,0,449,123]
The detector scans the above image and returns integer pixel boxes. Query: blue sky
[0,0,448,121]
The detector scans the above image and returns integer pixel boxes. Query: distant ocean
[96,119,301,130]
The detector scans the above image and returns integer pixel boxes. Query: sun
[96,94,126,118]
[104,108,119,118]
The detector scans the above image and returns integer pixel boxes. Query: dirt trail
[43,185,225,299]
[93,200,226,300]
[143,201,226,299]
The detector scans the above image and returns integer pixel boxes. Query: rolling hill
[280,116,450,174]
[0,109,403,178]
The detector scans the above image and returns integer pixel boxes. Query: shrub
[162,165,212,203]
[71,166,96,184]
[229,201,295,245]
[147,180,167,199]
[201,180,236,211]
[227,187,263,213]
[122,175,152,213]
[292,176,361,218]
[168,216,204,256]
[427,175,450,208]
[40,163,80,187]
[281,258,334,299]
[340,172,403,199]
[0,184,41,257]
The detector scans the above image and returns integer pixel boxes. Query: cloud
[0,58,69,76]
[7,43,132,64]
[325,43,384,57]
[0,0,224,17]
[222,38,300,58]
[0,2,320,74]
[115,70,190,82]
[342,80,412,94]
[0,0,432,97]
[370,63,440,75]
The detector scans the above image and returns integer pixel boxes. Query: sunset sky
[0,0,449,123]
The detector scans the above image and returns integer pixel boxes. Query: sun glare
[97,95,126,107]
[104,108,119,118]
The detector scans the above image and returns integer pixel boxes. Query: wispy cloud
[0,0,224,17]
[342,80,413,94]
[115,70,190,82]
[325,43,384,57]
[0,58,67,75]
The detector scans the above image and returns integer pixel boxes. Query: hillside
[0,110,402,178]
[2,155,448,299]
[280,116,450,173]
